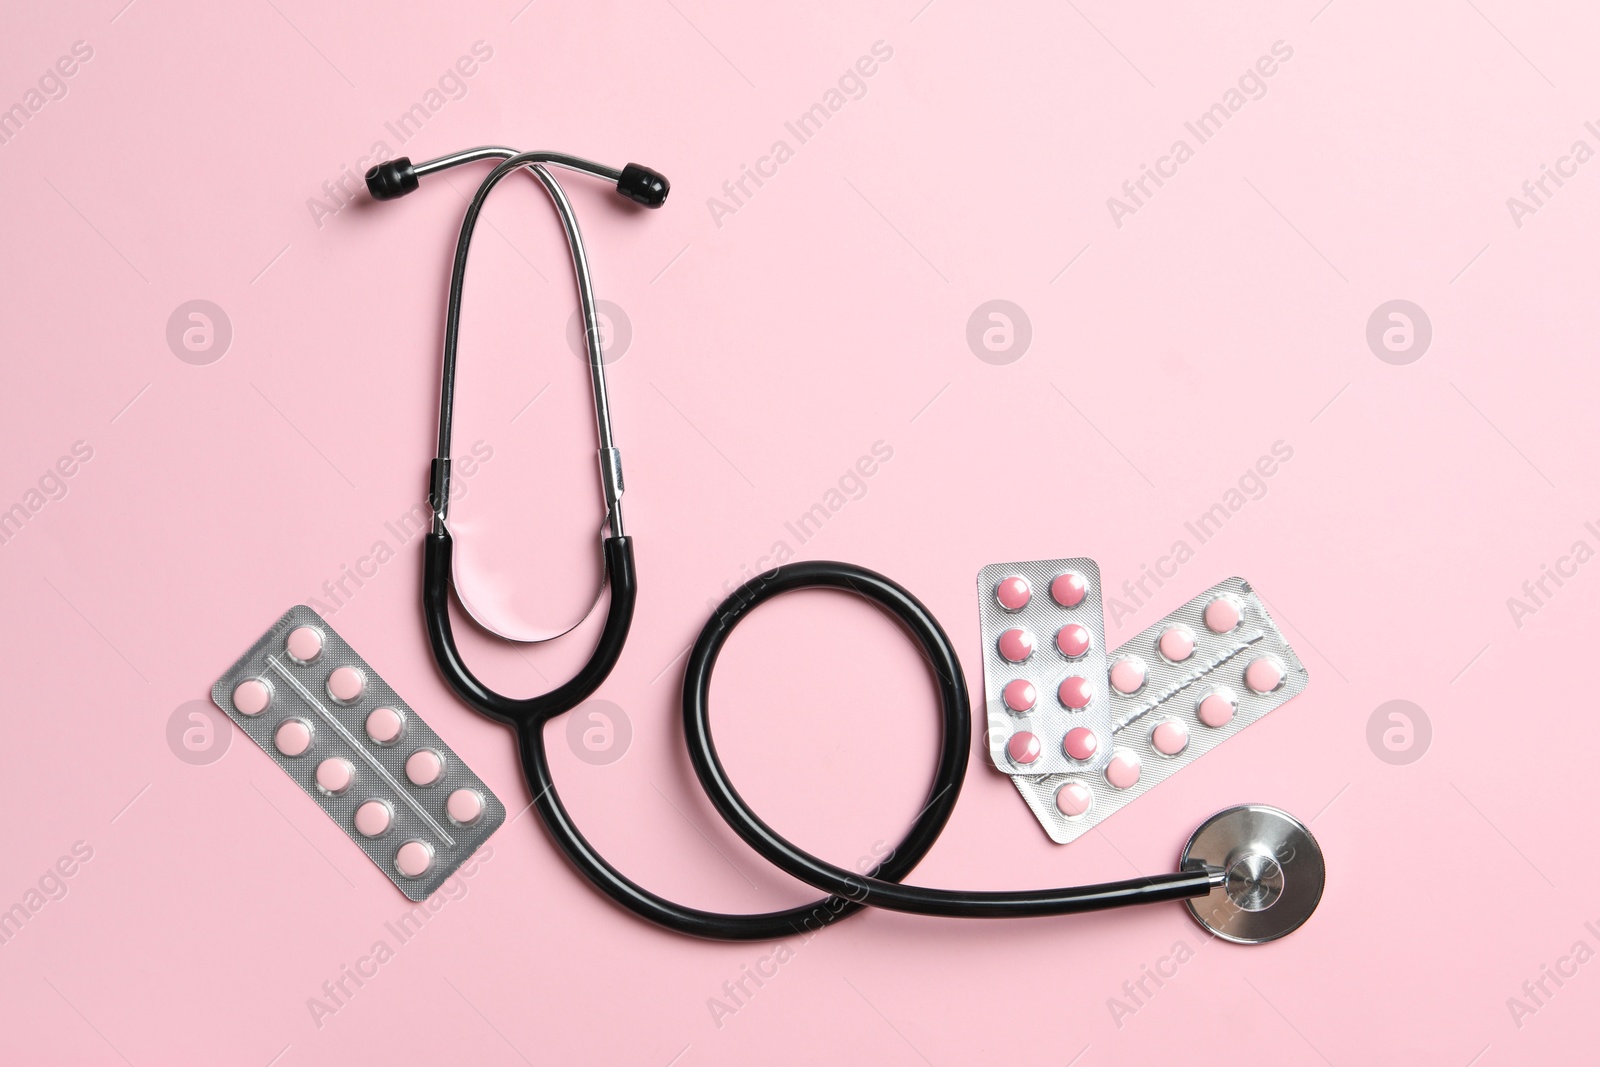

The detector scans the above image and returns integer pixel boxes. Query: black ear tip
[616,163,669,208]
[366,157,419,200]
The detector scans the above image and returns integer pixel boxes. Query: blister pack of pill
[1101,577,1280,728]
[211,605,505,900]
[978,558,1114,775]
[1013,579,1306,844]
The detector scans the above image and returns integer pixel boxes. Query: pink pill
[1151,719,1189,756]
[406,749,444,786]
[1056,623,1091,659]
[395,840,434,879]
[1007,731,1042,765]
[354,799,392,838]
[1050,572,1087,608]
[1055,782,1092,818]
[366,707,405,745]
[995,576,1031,612]
[1197,689,1237,728]
[1109,657,1147,695]
[233,678,271,716]
[1105,750,1141,790]
[285,626,324,664]
[1057,675,1092,709]
[997,628,1036,664]
[1063,726,1099,761]
[447,788,485,826]
[315,757,354,796]
[274,719,312,757]
[1245,656,1286,694]
[327,666,365,705]
[1002,679,1037,713]
[1203,595,1243,633]
[1158,625,1195,662]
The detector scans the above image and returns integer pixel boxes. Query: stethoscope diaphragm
[1180,804,1325,944]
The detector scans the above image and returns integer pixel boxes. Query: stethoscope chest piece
[1180,804,1324,944]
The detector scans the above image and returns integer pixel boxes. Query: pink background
[2,0,1596,1062]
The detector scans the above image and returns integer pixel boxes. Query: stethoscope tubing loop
[676,561,1218,921]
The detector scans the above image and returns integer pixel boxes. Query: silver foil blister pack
[1013,579,1306,844]
[1102,577,1278,728]
[978,558,1114,775]
[212,605,505,900]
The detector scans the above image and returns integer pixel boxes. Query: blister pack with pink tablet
[979,558,1114,775]
[1100,577,1281,728]
[212,605,504,900]
[1014,579,1307,844]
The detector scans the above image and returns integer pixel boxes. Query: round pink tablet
[1002,679,1037,713]
[366,707,405,745]
[1151,719,1189,756]
[274,718,312,757]
[1158,625,1195,662]
[1062,726,1099,761]
[285,626,324,664]
[1197,689,1237,728]
[1245,656,1286,694]
[406,748,444,786]
[997,628,1036,664]
[1055,781,1092,818]
[994,576,1031,612]
[233,678,271,716]
[354,799,392,838]
[395,840,434,879]
[327,666,365,705]
[1006,731,1042,765]
[1203,595,1243,633]
[1109,657,1147,695]
[1058,675,1092,709]
[1105,750,1142,789]
[315,757,354,795]
[1050,572,1087,608]
[447,788,485,826]
[1055,623,1091,659]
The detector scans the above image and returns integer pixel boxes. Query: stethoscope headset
[365,146,1324,944]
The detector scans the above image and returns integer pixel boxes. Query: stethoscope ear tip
[367,157,419,201]
[616,163,670,208]
[1180,804,1325,944]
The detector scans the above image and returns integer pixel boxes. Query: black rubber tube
[423,530,636,729]
[676,562,1217,921]
[430,555,1216,940]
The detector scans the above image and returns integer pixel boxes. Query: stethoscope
[365,146,1325,944]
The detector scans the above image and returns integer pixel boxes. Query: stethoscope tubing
[675,562,1219,924]
[451,551,1219,940]
[397,149,1223,941]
